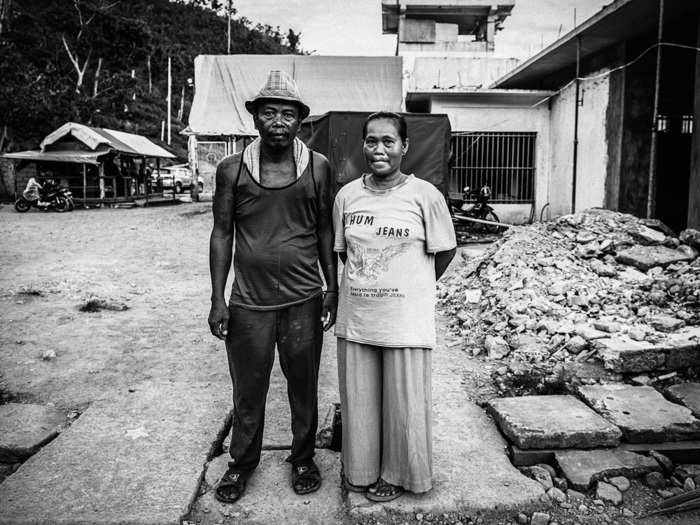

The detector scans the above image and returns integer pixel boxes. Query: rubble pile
[439,209,700,394]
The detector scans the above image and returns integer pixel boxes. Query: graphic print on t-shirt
[346,238,411,284]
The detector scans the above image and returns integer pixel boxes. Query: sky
[231,0,608,60]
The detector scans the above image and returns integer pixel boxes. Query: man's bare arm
[435,248,456,280]
[208,156,238,340]
[315,154,338,331]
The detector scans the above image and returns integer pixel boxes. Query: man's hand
[321,291,338,331]
[208,299,229,341]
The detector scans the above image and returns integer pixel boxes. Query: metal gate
[450,132,536,203]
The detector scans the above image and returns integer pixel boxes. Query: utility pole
[167,56,172,145]
[572,36,581,214]
[227,0,232,54]
[647,0,665,218]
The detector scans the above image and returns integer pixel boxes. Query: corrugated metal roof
[40,122,175,158]
[2,150,103,164]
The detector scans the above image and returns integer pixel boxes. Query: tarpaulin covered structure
[299,112,452,195]
[185,55,403,137]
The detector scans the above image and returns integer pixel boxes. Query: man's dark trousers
[225,295,323,473]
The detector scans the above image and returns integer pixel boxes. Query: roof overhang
[381,0,515,35]
[492,0,700,89]
[1,150,104,165]
[407,88,554,107]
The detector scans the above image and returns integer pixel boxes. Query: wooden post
[82,163,87,206]
[167,57,172,145]
[99,163,105,202]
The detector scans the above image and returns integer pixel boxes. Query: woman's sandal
[292,460,322,495]
[365,478,405,502]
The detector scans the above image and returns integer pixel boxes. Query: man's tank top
[229,153,323,310]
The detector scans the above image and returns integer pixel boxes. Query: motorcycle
[448,184,502,234]
[15,180,75,213]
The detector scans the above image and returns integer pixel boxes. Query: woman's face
[363,118,407,177]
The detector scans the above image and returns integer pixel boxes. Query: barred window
[450,132,536,203]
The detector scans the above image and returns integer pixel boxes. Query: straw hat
[245,70,310,120]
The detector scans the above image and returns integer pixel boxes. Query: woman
[332,112,457,502]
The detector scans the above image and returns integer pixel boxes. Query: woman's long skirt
[337,338,432,493]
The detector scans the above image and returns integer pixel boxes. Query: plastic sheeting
[299,112,451,194]
[186,55,403,136]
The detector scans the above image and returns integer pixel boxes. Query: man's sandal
[214,468,247,504]
[365,478,405,502]
[292,461,322,495]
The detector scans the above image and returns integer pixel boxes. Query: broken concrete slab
[486,395,622,450]
[555,448,660,490]
[595,328,700,373]
[189,450,344,525]
[666,383,700,418]
[578,384,700,443]
[0,382,231,525]
[0,403,65,463]
[616,244,693,271]
[594,337,664,373]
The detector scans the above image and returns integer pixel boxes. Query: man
[208,70,337,503]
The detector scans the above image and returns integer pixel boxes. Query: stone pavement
[0,382,231,525]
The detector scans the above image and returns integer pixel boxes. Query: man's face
[253,101,300,150]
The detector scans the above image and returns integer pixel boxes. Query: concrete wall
[431,96,550,224]
[548,72,610,217]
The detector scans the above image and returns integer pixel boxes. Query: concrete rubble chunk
[0,382,231,525]
[530,512,550,525]
[680,228,700,249]
[615,244,692,271]
[666,382,700,418]
[650,314,684,333]
[486,395,621,450]
[578,384,700,443]
[596,481,623,505]
[555,448,660,490]
[0,403,65,463]
[520,465,553,490]
[609,476,631,492]
[630,225,666,245]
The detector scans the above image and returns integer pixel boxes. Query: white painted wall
[431,96,550,224]
[548,74,610,217]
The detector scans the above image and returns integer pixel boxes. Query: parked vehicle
[15,180,74,213]
[156,164,204,194]
[448,184,502,234]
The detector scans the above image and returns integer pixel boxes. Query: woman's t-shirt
[333,174,456,349]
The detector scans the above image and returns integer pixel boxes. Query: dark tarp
[299,112,451,195]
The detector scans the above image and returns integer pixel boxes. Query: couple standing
[208,70,456,504]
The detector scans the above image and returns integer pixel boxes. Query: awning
[185,55,403,136]
[41,122,176,159]
[491,0,700,89]
[1,150,104,165]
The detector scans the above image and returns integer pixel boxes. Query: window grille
[681,115,694,135]
[450,132,536,203]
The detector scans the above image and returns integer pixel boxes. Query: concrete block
[578,384,700,443]
[666,383,700,418]
[665,328,700,369]
[0,382,231,525]
[616,245,693,271]
[555,448,660,490]
[486,395,621,450]
[0,403,65,463]
[595,338,665,373]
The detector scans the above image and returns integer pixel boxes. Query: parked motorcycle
[15,180,75,213]
[448,184,502,234]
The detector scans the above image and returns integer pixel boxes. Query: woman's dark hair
[362,111,408,143]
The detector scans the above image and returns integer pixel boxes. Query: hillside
[0,0,302,159]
